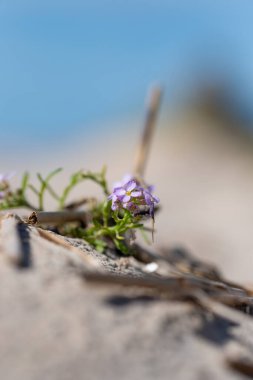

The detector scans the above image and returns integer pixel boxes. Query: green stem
[38,168,62,210]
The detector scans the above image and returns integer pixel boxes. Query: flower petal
[108,193,117,202]
[126,180,137,192]
[114,188,126,196]
[144,191,152,205]
[113,174,134,189]
[122,174,134,185]
[147,185,155,193]
[153,195,160,203]
[131,190,142,197]
[111,202,119,211]
[113,181,123,188]
[122,195,131,203]
[0,172,15,182]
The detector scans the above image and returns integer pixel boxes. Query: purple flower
[108,175,159,217]
[112,173,134,189]
[142,187,160,218]
[0,173,15,200]
[0,172,15,183]
[108,179,142,211]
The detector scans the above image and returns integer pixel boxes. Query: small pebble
[144,262,158,273]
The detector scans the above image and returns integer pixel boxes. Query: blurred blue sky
[1,0,253,146]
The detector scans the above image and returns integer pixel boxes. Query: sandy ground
[1,224,249,380]
[3,111,253,284]
[3,112,253,380]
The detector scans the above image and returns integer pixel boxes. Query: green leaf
[21,172,29,196]
[37,168,62,210]
[94,239,107,253]
[113,238,129,255]
[102,200,111,226]
[93,219,102,229]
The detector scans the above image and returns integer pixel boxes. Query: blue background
[1,0,253,145]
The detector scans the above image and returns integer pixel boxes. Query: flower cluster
[0,172,14,199]
[108,174,159,218]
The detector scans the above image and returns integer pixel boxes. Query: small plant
[0,169,159,254]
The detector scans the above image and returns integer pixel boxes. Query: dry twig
[134,85,162,178]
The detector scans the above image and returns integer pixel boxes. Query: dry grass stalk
[134,85,162,178]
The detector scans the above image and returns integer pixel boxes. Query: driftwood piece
[2,213,253,379]
[27,210,87,226]
[0,213,97,271]
[35,227,98,270]
[2,213,253,317]
[64,197,97,210]
[84,270,253,313]
[0,214,31,268]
